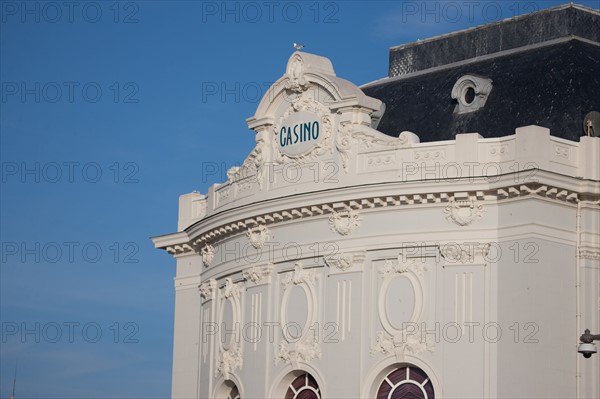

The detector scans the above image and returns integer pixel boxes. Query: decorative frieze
[414,149,446,161]
[173,183,585,255]
[579,250,600,260]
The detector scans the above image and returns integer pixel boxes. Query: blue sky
[1,1,598,397]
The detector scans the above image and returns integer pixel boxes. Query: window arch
[284,373,321,399]
[376,365,435,399]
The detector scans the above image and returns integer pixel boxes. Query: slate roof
[362,4,600,142]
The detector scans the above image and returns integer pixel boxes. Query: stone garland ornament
[328,207,361,236]
[439,242,491,264]
[324,253,353,272]
[444,198,484,226]
[379,257,427,278]
[201,244,215,266]
[370,331,435,360]
[246,225,270,249]
[242,265,273,285]
[352,130,410,150]
[324,251,367,272]
[217,346,243,380]
[275,337,321,368]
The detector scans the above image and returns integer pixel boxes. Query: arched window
[227,384,240,399]
[216,380,240,399]
[284,373,321,399]
[376,365,435,399]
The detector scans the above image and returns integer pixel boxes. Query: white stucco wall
[153,52,600,399]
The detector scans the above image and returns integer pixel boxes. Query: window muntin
[376,365,435,399]
[285,373,321,399]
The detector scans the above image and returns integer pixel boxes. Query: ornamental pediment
[239,52,390,175]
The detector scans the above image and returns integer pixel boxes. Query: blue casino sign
[277,111,322,157]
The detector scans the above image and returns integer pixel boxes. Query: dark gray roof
[362,4,600,142]
[387,4,600,77]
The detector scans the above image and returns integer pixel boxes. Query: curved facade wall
[152,52,600,398]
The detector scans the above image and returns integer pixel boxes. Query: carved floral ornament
[162,184,585,267]
[199,279,217,301]
[242,264,273,285]
[201,244,215,266]
[324,251,367,272]
[579,250,600,260]
[221,278,242,300]
[371,331,435,360]
[379,256,427,278]
[335,123,353,172]
[285,55,309,94]
[329,206,361,236]
[444,198,484,226]
[275,337,321,368]
[217,346,242,380]
[275,262,321,367]
[281,262,317,288]
[246,224,270,249]
[439,242,491,264]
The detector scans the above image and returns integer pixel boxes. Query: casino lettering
[279,121,320,147]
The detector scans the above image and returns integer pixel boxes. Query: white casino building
[152,5,600,398]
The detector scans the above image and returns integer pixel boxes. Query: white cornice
[155,178,598,257]
[150,231,190,251]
